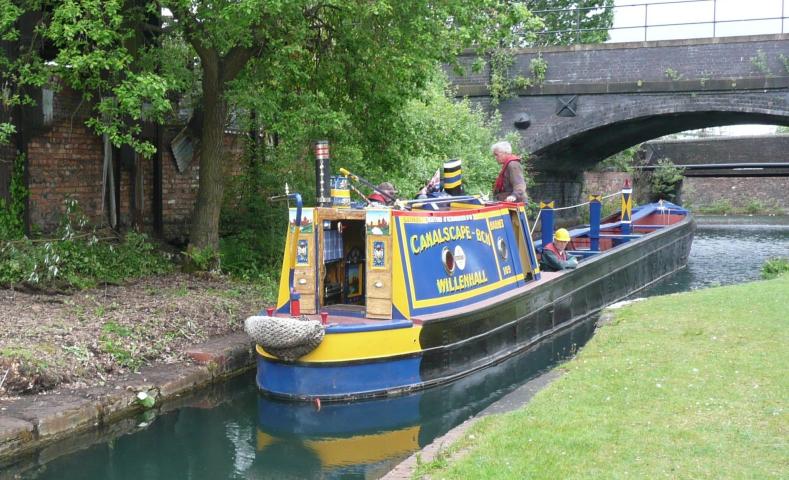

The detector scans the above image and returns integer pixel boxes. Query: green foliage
[596,145,639,172]
[664,67,683,81]
[697,199,732,215]
[135,390,156,409]
[750,49,771,75]
[0,201,172,290]
[527,0,615,46]
[387,72,523,197]
[0,123,15,145]
[184,245,219,272]
[780,54,789,74]
[649,159,684,202]
[743,199,765,214]
[0,153,28,240]
[489,50,548,106]
[761,257,789,280]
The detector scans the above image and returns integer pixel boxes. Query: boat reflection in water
[253,316,597,479]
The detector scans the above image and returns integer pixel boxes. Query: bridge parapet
[450,34,789,97]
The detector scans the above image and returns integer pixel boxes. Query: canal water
[12,217,789,480]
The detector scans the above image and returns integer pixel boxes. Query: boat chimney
[314,140,332,207]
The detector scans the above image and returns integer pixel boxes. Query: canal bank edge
[0,332,256,466]
[381,311,616,480]
[381,369,566,480]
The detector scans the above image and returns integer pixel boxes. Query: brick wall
[683,177,789,213]
[24,87,244,241]
[450,35,789,88]
[582,171,789,214]
[27,91,104,230]
[583,172,633,197]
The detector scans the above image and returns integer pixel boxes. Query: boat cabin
[275,199,541,321]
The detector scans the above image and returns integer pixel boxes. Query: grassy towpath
[417,274,788,479]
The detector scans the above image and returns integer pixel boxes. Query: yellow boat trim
[257,324,422,363]
[276,230,294,310]
[258,426,420,466]
[486,217,504,281]
[391,224,411,318]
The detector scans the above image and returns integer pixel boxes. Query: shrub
[761,257,789,280]
[650,159,684,202]
[0,200,172,290]
[697,200,732,215]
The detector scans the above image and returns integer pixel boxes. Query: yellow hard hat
[554,228,571,242]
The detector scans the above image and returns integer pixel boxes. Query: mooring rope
[529,188,624,233]
[538,189,622,213]
[529,209,542,236]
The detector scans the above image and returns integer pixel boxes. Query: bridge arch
[524,92,789,171]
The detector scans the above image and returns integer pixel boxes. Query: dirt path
[0,273,267,401]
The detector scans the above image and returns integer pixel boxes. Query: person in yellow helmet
[540,228,579,272]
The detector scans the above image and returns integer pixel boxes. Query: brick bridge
[448,34,789,206]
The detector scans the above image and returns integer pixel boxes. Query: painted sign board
[394,207,525,316]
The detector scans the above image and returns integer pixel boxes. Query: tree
[524,0,614,46]
[35,0,537,253]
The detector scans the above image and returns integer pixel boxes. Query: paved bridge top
[447,34,789,172]
[640,134,789,177]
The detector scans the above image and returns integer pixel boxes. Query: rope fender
[244,315,325,361]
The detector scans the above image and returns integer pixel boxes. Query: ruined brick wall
[26,90,104,230]
[24,87,244,241]
[157,129,244,243]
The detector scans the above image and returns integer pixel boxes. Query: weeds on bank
[696,199,733,215]
[695,199,781,215]
[761,257,789,280]
[0,200,173,291]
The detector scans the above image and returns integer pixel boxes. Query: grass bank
[417,275,788,479]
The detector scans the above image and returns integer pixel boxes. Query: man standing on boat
[491,141,528,203]
[540,228,579,272]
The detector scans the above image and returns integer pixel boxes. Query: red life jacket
[493,154,521,194]
[543,242,567,261]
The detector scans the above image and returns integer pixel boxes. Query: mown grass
[417,274,789,479]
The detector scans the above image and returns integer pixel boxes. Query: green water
[10,218,789,480]
[641,216,789,296]
[15,320,596,480]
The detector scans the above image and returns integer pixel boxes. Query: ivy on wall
[0,153,27,240]
[489,49,547,106]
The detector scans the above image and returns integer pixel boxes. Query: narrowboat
[245,143,695,402]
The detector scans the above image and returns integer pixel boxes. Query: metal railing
[531,0,787,44]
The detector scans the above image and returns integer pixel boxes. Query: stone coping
[0,332,256,466]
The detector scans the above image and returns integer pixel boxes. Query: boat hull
[256,215,695,401]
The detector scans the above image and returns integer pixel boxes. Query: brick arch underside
[527,93,789,172]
